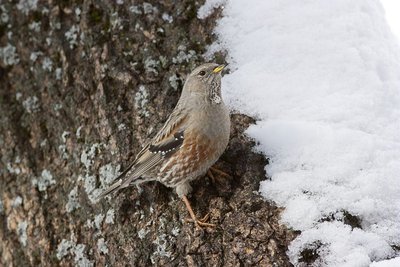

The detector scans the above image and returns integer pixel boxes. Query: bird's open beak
[213,65,225,73]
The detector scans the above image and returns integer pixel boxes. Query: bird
[97,63,231,228]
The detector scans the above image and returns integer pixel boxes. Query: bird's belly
[157,104,230,188]
[156,130,224,187]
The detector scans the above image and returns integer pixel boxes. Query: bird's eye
[198,70,206,76]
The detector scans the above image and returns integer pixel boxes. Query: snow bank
[371,256,400,267]
[381,0,400,41]
[201,0,400,265]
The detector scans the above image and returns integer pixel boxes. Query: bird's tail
[96,179,124,200]
[95,162,135,201]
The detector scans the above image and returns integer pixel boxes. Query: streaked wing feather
[119,151,163,188]
[149,131,184,154]
[97,108,188,199]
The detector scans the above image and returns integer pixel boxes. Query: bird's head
[181,63,225,105]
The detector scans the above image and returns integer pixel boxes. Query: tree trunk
[0,1,295,266]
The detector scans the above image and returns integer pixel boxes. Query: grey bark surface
[0,1,295,266]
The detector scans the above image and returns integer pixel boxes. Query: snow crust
[371,256,400,267]
[202,0,400,265]
[380,0,400,42]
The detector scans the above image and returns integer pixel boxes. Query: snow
[202,0,400,265]
[380,1,400,41]
[371,257,400,267]
[197,0,225,19]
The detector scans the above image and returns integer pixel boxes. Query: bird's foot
[210,166,232,178]
[185,213,216,228]
[207,166,232,184]
[182,196,216,229]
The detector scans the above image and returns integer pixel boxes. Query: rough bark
[0,1,295,266]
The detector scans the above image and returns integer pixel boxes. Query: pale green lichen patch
[172,45,197,64]
[0,5,9,23]
[134,85,150,117]
[0,43,20,66]
[7,162,21,174]
[149,213,181,263]
[16,92,22,101]
[17,220,28,246]
[56,239,74,260]
[105,209,115,224]
[99,163,121,188]
[76,126,83,138]
[80,143,100,170]
[84,161,121,203]
[85,219,94,229]
[16,0,38,15]
[32,169,56,197]
[12,196,23,208]
[30,51,43,62]
[40,139,47,147]
[110,12,123,31]
[143,2,158,14]
[66,186,80,213]
[42,57,53,71]
[28,21,41,32]
[168,74,180,91]
[85,212,105,229]
[55,68,62,80]
[45,37,52,46]
[118,123,126,131]
[56,236,93,266]
[58,144,68,159]
[22,96,40,114]
[137,228,150,240]
[129,5,142,15]
[159,55,168,68]
[162,13,173,23]
[144,57,160,74]
[59,131,71,159]
[151,233,172,264]
[94,213,105,230]
[65,25,80,49]
[171,226,180,237]
[61,131,70,143]
[82,174,97,203]
[74,244,93,267]
[97,238,108,254]
[75,7,81,19]
[53,103,63,115]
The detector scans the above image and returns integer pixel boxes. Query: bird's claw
[182,196,216,229]
[207,166,232,185]
[210,166,232,179]
[185,213,216,228]
[195,220,216,228]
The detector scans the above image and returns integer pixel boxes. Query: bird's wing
[96,108,188,200]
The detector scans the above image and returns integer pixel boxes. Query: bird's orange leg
[182,196,215,228]
[207,165,232,184]
[210,166,232,178]
[207,169,216,183]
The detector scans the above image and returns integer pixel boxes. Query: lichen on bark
[0,1,295,266]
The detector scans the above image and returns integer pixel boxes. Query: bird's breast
[158,104,230,185]
[197,103,230,146]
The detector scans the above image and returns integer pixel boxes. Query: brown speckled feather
[159,130,218,186]
[96,108,188,199]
